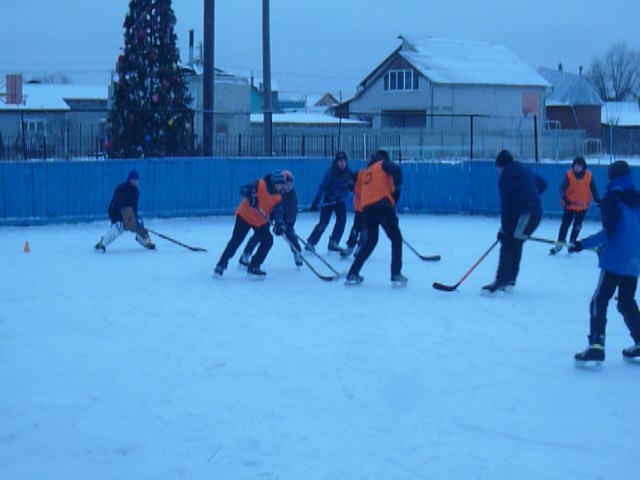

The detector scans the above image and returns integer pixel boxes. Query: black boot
[247,265,267,279]
[575,335,605,367]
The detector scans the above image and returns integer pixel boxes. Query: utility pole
[262,0,273,156]
[203,0,215,156]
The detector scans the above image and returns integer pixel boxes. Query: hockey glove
[248,188,258,208]
[568,240,583,253]
[273,223,285,236]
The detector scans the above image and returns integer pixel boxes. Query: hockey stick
[147,228,208,252]
[254,208,340,281]
[295,234,342,275]
[527,236,558,245]
[403,239,441,262]
[280,234,340,282]
[432,239,499,292]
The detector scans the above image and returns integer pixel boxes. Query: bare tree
[586,42,640,101]
[30,73,73,84]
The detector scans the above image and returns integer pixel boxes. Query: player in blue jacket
[570,160,640,366]
[305,151,354,253]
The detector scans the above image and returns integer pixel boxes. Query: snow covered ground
[1,213,639,480]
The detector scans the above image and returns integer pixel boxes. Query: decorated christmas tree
[108,0,192,158]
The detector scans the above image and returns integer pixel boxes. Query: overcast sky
[2,0,639,99]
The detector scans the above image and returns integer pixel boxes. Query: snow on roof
[398,36,550,87]
[601,102,640,126]
[539,68,602,106]
[250,112,365,125]
[0,83,107,111]
[277,91,306,103]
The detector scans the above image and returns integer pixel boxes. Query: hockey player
[94,169,155,252]
[214,170,287,278]
[570,160,640,366]
[305,151,354,253]
[239,170,303,267]
[345,150,405,286]
[340,168,367,258]
[483,150,547,293]
[549,156,601,255]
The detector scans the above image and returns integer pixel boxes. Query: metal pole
[262,0,273,156]
[470,115,474,160]
[203,0,215,156]
[534,115,539,162]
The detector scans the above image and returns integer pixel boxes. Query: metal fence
[3,125,639,162]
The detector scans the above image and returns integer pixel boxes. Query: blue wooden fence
[0,157,626,226]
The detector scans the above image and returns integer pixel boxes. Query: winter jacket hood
[581,174,640,276]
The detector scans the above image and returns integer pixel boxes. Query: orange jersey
[563,170,592,212]
[236,179,282,227]
[360,161,395,209]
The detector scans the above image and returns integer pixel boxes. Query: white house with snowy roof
[0,79,108,158]
[339,36,550,132]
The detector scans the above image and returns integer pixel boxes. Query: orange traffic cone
[23,241,30,253]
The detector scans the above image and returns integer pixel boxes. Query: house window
[24,119,45,137]
[384,69,418,92]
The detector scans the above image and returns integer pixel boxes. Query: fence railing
[4,127,639,162]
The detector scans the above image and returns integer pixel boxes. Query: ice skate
[213,264,225,278]
[239,251,251,267]
[549,242,565,255]
[340,245,355,258]
[94,241,106,253]
[391,273,408,287]
[482,281,508,294]
[247,265,267,279]
[574,344,605,369]
[328,240,343,253]
[622,343,640,363]
[344,272,364,286]
[293,251,303,267]
[304,243,316,254]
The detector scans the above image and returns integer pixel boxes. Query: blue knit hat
[127,169,140,181]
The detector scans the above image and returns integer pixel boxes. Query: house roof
[601,102,640,126]
[397,36,550,87]
[0,83,107,111]
[539,68,602,106]
[250,112,365,126]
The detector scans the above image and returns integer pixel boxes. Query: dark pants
[346,211,368,249]
[244,224,301,255]
[557,208,587,243]
[589,270,640,343]
[307,201,347,246]
[217,216,273,269]
[348,202,402,277]
[496,212,541,285]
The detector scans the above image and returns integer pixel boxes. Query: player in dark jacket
[240,170,303,267]
[570,160,640,365]
[549,156,601,255]
[345,150,405,286]
[306,151,354,253]
[214,171,286,278]
[483,150,547,292]
[94,169,155,252]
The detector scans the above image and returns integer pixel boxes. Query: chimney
[6,73,23,105]
[557,62,563,72]
[188,29,194,66]
[579,65,583,76]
